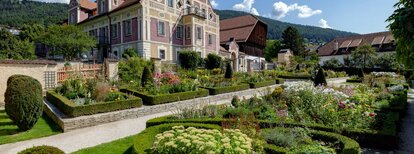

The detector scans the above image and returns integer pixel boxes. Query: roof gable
[220,15,259,43]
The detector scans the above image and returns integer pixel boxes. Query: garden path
[397,89,414,153]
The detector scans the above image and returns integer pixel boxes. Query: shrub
[314,68,327,86]
[5,75,43,131]
[203,84,250,95]
[141,66,152,87]
[178,51,201,70]
[231,96,241,108]
[122,48,138,59]
[121,88,209,105]
[18,146,64,154]
[118,57,154,83]
[93,82,111,102]
[205,54,222,70]
[224,62,233,79]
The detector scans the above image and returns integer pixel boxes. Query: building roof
[78,0,141,24]
[80,0,97,10]
[219,15,264,44]
[317,31,394,56]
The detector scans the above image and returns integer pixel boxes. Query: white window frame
[125,19,132,35]
[167,0,173,8]
[185,26,191,39]
[176,26,183,39]
[208,34,212,45]
[113,0,118,6]
[196,27,202,40]
[159,49,166,60]
[112,23,118,38]
[158,21,165,36]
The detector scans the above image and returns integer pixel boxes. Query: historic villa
[68,0,220,63]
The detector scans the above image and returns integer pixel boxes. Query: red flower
[369,113,376,117]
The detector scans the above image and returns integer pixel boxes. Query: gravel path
[397,89,414,153]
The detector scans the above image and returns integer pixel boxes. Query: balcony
[183,7,206,19]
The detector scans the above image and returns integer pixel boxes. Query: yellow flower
[329,109,335,112]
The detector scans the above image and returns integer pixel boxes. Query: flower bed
[46,91,142,117]
[120,88,209,105]
[202,84,250,95]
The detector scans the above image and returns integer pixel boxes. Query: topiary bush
[205,54,222,70]
[314,68,327,86]
[178,51,201,70]
[141,66,152,87]
[18,145,64,154]
[224,62,233,79]
[5,75,44,131]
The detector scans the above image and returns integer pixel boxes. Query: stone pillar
[152,58,162,74]
[105,59,119,81]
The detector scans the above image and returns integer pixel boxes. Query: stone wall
[44,85,279,132]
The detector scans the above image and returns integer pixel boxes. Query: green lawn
[0,110,62,145]
[73,135,135,154]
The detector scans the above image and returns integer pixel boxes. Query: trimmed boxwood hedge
[120,89,209,105]
[346,78,363,83]
[133,123,221,154]
[262,128,360,154]
[275,78,285,84]
[278,74,312,80]
[46,91,143,117]
[202,83,250,95]
[146,114,400,150]
[248,80,276,89]
[18,145,64,154]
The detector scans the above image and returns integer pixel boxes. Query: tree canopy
[38,25,96,61]
[264,40,282,62]
[387,0,414,69]
[282,26,305,56]
[0,28,35,60]
[348,45,377,69]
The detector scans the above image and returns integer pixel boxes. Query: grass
[73,135,135,154]
[0,110,62,145]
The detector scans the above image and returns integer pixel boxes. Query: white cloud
[272,1,322,20]
[251,8,259,16]
[318,19,332,29]
[210,0,218,8]
[31,0,69,3]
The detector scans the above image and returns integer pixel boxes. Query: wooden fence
[57,63,103,82]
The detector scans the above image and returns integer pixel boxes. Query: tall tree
[19,24,45,42]
[264,40,282,62]
[387,0,414,69]
[38,25,96,61]
[350,45,377,69]
[0,28,35,60]
[282,26,305,56]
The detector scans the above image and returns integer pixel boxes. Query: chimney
[333,40,339,51]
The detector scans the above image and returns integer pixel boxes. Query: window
[125,19,132,35]
[177,1,182,8]
[100,0,105,13]
[111,23,118,38]
[167,0,173,7]
[196,27,202,39]
[176,26,183,39]
[208,34,212,45]
[158,21,165,36]
[113,0,118,5]
[159,49,166,59]
[209,13,214,20]
[71,13,75,23]
[185,26,191,39]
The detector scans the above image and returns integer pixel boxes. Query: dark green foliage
[18,145,64,154]
[0,1,67,27]
[141,66,152,87]
[215,10,356,43]
[118,57,154,84]
[358,68,365,78]
[314,68,327,86]
[46,91,143,117]
[231,96,241,108]
[323,58,344,68]
[348,45,377,69]
[264,40,283,62]
[5,75,43,131]
[205,54,222,69]
[224,62,233,79]
[120,88,209,105]
[122,48,138,59]
[0,28,36,60]
[282,26,306,56]
[248,80,276,88]
[346,78,363,83]
[178,51,201,70]
[203,84,250,95]
[133,123,221,154]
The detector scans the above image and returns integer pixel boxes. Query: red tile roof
[78,0,141,25]
[220,15,262,44]
[317,31,394,56]
[80,0,97,10]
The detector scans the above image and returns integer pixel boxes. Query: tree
[314,68,327,86]
[178,51,201,70]
[323,58,344,68]
[0,28,35,60]
[264,40,282,62]
[282,26,305,56]
[5,75,43,131]
[224,62,233,79]
[375,53,399,69]
[205,54,222,69]
[19,24,45,42]
[38,25,96,61]
[141,66,152,87]
[349,45,377,69]
[387,0,414,69]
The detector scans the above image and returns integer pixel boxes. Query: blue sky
[211,0,398,34]
[33,0,397,34]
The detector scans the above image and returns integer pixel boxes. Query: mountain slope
[0,0,68,27]
[216,10,357,43]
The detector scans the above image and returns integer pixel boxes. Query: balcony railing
[183,7,206,19]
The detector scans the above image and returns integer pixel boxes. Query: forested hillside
[0,0,67,27]
[216,10,357,43]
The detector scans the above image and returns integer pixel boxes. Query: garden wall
[0,60,119,106]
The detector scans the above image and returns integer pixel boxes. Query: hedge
[202,84,250,95]
[262,128,360,154]
[120,89,209,105]
[278,74,312,80]
[46,91,143,117]
[18,145,64,154]
[146,114,400,150]
[133,123,221,154]
[346,78,363,83]
[275,78,285,84]
[248,80,276,89]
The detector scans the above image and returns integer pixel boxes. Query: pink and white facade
[69,0,220,63]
